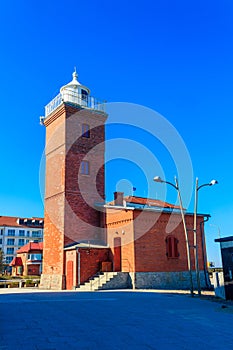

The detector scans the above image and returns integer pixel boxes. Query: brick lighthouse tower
[40,70,107,289]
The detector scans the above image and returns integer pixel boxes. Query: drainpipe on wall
[200,215,211,289]
[76,248,81,287]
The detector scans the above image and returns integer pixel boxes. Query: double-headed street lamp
[153,176,194,296]
[194,178,218,296]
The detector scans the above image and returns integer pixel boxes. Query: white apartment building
[0,216,44,265]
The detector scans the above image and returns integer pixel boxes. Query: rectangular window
[7,229,15,236]
[31,230,42,238]
[80,160,90,175]
[7,247,14,254]
[0,238,2,244]
[28,253,42,261]
[19,230,25,236]
[27,231,30,237]
[82,123,90,138]
[6,256,13,264]
[81,89,88,102]
[18,239,25,246]
[7,238,15,245]
[166,236,179,259]
[167,238,172,257]
[0,229,3,235]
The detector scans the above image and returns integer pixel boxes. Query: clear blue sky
[0,0,232,266]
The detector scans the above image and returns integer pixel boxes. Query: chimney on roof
[114,192,124,206]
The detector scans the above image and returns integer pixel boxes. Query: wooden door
[66,260,74,290]
[114,237,122,272]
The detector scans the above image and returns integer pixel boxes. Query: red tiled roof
[0,216,43,228]
[0,216,20,227]
[17,242,43,253]
[124,196,181,209]
[9,257,23,266]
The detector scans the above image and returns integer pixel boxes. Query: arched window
[166,235,179,258]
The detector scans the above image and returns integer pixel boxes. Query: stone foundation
[101,272,132,290]
[133,271,207,290]
[39,274,66,290]
[97,271,208,291]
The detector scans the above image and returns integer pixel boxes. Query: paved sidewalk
[0,289,232,350]
[0,287,215,295]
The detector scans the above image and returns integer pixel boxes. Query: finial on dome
[72,67,78,81]
[60,68,90,95]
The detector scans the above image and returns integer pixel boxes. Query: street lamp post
[153,176,194,296]
[194,178,218,296]
[76,248,81,287]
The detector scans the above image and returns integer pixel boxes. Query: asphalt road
[0,290,233,350]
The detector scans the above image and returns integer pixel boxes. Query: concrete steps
[76,272,119,291]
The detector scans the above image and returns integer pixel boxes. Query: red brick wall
[64,109,107,244]
[106,208,135,272]
[79,248,110,284]
[106,207,206,274]
[65,248,110,289]
[134,211,185,272]
[136,211,206,273]
[43,106,66,280]
[43,212,65,276]
[42,103,107,288]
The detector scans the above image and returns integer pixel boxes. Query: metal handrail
[0,278,39,288]
[45,91,106,117]
[122,258,133,272]
[45,93,63,116]
[90,271,109,291]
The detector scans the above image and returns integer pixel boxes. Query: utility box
[101,262,112,272]
[215,236,233,300]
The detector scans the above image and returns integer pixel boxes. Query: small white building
[0,216,44,265]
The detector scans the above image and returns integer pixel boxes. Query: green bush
[9,282,19,288]
[26,279,33,285]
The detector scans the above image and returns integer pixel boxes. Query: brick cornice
[44,103,108,127]
[43,104,66,127]
[107,219,133,226]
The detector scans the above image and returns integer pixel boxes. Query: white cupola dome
[60,69,90,106]
[60,69,90,95]
[44,68,105,118]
